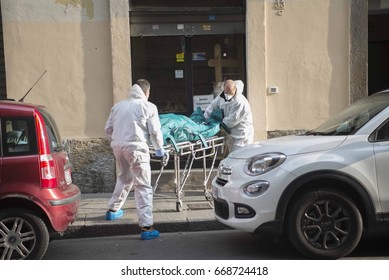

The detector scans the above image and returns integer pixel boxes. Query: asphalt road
[44,229,389,260]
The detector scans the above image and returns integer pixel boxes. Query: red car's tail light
[35,111,50,155]
[40,154,58,188]
[35,111,58,188]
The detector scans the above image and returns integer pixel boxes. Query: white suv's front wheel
[287,189,363,259]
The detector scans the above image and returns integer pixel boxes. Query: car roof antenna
[18,70,47,102]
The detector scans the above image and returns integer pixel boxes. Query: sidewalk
[64,191,229,239]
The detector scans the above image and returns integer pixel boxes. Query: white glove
[155,148,166,157]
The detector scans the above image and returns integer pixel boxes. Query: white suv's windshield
[310,91,389,136]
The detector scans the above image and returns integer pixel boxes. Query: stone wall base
[63,138,115,193]
[63,138,217,194]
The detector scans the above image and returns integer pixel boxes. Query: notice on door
[176,52,184,62]
[175,70,184,79]
[192,52,206,61]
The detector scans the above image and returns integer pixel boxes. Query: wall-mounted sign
[193,95,214,111]
[202,24,212,31]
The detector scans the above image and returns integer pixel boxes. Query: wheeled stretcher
[150,135,225,212]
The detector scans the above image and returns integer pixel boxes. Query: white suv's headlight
[244,153,286,176]
[218,163,232,175]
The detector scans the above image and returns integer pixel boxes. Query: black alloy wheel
[287,189,363,259]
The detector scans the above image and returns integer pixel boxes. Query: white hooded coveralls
[204,80,254,152]
[104,84,164,227]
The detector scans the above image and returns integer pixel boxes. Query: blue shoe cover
[141,228,159,240]
[105,209,124,220]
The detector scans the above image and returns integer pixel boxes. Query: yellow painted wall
[263,0,349,132]
[246,0,267,140]
[1,0,126,138]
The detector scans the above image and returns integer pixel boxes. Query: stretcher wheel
[204,190,214,202]
[176,201,183,212]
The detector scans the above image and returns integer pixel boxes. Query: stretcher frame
[150,135,225,212]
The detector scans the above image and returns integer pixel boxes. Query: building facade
[1,0,387,193]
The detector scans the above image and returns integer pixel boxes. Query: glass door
[131,34,245,115]
[131,36,189,114]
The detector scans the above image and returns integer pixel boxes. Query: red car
[0,100,81,260]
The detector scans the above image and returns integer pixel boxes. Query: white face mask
[224,93,234,101]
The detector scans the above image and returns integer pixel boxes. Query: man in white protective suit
[104,79,166,240]
[204,79,254,153]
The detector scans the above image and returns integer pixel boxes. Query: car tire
[287,189,363,259]
[0,208,50,260]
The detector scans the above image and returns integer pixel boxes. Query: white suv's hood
[229,135,347,159]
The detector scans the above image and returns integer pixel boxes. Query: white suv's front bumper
[212,157,296,233]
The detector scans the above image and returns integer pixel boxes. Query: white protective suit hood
[104,84,164,151]
[204,80,254,151]
[129,84,146,99]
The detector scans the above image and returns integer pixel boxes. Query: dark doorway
[368,5,389,95]
[131,34,246,115]
[129,1,246,170]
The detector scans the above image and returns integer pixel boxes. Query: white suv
[212,89,389,259]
